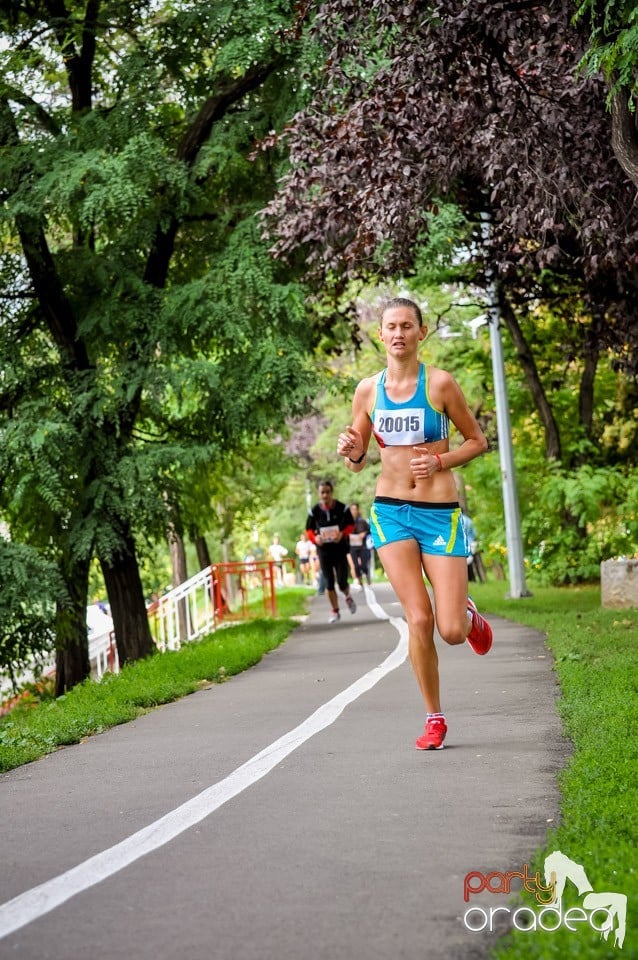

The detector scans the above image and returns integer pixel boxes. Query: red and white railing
[1,559,296,709]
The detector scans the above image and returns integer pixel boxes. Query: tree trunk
[578,308,602,447]
[194,532,212,570]
[498,291,562,461]
[611,90,638,188]
[100,526,154,664]
[168,524,188,642]
[169,527,188,587]
[579,345,599,439]
[168,522,189,641]
[55,553,91,696]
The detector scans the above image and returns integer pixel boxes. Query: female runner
[336,297,492,750]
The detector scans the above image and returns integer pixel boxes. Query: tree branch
[0,98,90,371]
[497,288,562,461]
[0,83,61,137]
[44,0,99,111]
[611,89,638,188]
[177,56,284,165]
[144,56,284,289]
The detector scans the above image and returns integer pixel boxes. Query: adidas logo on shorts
[433,535,446,546]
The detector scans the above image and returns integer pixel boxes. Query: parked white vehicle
[86,604,118,678]
[0,605,117,703]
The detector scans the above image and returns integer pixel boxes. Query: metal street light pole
[480,213,530,598]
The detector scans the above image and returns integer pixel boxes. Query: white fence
[85,565,224,680]
[147,565,219,652]
[1,559,290,709]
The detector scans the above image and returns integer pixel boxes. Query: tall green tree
[0,0,314,691]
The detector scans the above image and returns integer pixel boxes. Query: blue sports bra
[369,363,449,447]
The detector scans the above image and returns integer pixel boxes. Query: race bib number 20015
[373,408,424,445]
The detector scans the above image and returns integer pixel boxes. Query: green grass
[0,587,312,774]
[468,581,638,959]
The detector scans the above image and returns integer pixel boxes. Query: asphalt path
[0,582,569,960]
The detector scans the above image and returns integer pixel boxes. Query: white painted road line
[0,589,408,940]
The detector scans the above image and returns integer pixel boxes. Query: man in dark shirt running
[306,480,357,623]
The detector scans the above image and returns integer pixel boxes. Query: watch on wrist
[348,451,366,464]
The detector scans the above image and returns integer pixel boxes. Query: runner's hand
[410,446,439,479]
[337,425,363,459]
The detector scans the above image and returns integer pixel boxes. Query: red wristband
[434,454,443,472]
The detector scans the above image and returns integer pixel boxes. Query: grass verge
[0,587,312,775]
[469,581,637,959]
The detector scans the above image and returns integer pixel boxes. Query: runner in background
[294,531,313,585]
[306,480,357,623]
[308,538,324,594]
[348,503,372,589]
[461,510,487,584]
[268,534,288,586]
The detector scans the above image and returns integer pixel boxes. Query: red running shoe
[415,715,447,750]
[466,597,493,655]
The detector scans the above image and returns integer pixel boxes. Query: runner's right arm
[338,378,374,473]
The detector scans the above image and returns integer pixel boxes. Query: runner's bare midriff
[375,442,458,501]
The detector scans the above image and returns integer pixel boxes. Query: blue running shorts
[369,497,469,557]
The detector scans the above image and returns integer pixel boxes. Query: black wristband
[347,451,366,464]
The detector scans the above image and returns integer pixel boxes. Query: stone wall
[601,559,638,609]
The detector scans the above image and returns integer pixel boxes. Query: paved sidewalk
[0,583,569,960]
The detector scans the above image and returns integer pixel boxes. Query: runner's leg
[319,553,339,612]
[377,539,440,713]
[422,554,469,645]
